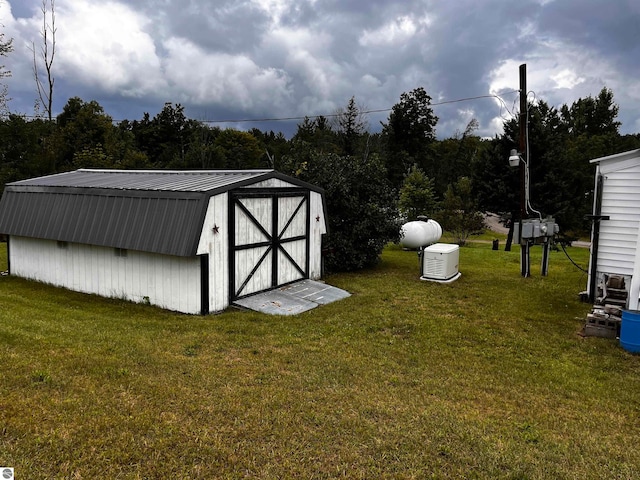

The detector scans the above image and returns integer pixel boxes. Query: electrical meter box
[514,217,559,244]
[421,243,460,282]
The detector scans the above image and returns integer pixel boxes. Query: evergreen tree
[398,165,438,221]
[333,96,367,156]
[476,89,626,241]
[436,177,485,246]
[560,87,620,137]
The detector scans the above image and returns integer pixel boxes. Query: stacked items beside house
[584,275,628,338]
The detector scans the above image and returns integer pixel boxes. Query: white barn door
[230,189,310,300]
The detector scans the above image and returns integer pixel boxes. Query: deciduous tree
[213,129,264,169]
[0,115,55,190]
[130,103,198,167]
[54,97,120,171]
[383,87,438,187]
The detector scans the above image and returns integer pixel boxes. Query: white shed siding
[196,192,229,313]
[596,163,640,277]
[238,197,272,243]
[234,195,273,297]
[279,240,305,284]
[248,179,297,188]
[236,246,271,296]
[194,187,326,312]
[309,191,326,279]
[10,236,202,314]
[277,195,307,285]
[235,196,273,296]
[278,195,306,237]
[1,170,328,315]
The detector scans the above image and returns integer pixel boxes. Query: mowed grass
[1,241,640,479]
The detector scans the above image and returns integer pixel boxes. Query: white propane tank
[399,218,443,249]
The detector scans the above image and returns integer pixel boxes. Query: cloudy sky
[1,0,639,138]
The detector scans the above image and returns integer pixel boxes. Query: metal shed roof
[0,169,324,257]
[9,168,276,191]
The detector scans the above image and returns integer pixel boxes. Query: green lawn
[1,241,639,479]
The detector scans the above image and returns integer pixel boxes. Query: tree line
[1,87,639,272]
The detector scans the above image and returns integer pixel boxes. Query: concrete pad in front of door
[233,279,351,316]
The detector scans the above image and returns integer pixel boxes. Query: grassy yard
[1,240,639,479]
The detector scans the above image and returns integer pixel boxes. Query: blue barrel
[620,310,640,353]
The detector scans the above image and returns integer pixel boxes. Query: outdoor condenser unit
[420,243,461,283]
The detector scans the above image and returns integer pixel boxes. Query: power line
[196,92,520,125]
[1,91,520,125]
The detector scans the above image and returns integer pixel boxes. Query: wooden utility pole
[519,64,530,277]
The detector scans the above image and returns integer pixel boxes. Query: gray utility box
[514,217,559,244]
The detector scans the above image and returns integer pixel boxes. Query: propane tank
[399,217,442,249]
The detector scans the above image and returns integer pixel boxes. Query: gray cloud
[538,0,640,75]
[170,0,271,54]
[1,0,639,137]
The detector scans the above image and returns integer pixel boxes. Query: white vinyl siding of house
[586,150,640,308]
[9,236,202,314]
[594,162,640,277]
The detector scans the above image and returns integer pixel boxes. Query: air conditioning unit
[421,243,461,283]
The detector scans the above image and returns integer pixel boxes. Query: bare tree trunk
[31,0,56,121]
[0,33,13,115]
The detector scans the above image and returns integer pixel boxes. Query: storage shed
[0,169,327,314]
[587,149,640,308]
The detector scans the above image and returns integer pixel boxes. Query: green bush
[295,151,399,272]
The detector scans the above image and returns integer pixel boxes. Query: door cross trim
[229,189,310,301]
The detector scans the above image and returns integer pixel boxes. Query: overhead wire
[199,92,521,125]
[524,89,543,220]
[490,90,519,122]
[1,91,521,126]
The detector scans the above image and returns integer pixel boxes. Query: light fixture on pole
[508,149,522,167]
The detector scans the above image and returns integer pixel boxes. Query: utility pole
[510,64,558,277]
[518,64,530,277]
